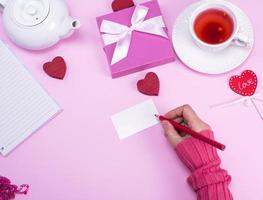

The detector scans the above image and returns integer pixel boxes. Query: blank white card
[111,99,159,139]
[0,41,61,156]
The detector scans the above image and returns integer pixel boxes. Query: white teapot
[0,0,80,50]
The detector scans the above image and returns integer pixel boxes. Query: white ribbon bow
[100,5,168,65]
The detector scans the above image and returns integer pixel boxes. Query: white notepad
[111,99,159,139]
[0,41,61,156]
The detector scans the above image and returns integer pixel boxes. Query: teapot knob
[10,0,50,26]
[26,5,37,16]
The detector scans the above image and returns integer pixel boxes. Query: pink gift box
[96,0,176,78]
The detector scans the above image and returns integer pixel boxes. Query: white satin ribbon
[211,93,263,120]
[100,5,168,65]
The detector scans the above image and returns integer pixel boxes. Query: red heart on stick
[229,70,257,96]
[43,56,67,80]
[137,72,160,96]
[111,0,134,12]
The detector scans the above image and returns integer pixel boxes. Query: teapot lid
[10,0,50,26]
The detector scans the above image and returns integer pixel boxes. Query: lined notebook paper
[0,41,61,156]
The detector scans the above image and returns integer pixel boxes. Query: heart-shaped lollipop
[229,70,257,96]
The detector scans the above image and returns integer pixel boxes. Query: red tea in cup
[194,9,234,45]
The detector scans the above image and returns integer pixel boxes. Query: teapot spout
[60,17,81,39]
[72,20,81,29]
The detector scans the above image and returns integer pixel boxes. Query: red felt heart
[43,56,67,80]
[137,72,160,96]
[111,0,134,12]
[229,70,257,96]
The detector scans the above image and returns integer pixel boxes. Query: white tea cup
[189,1,251,52]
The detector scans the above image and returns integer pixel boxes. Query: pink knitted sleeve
[175,130,233,200]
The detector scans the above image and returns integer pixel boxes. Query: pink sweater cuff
[175,130,233,200]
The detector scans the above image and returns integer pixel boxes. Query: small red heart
[111,0,134,12]
[137,72,160,96]
[43,56,67,80]
[229,70,258,96]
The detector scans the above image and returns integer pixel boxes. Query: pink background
[0,0,263,199]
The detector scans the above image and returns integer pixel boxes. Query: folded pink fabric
[175,130,233,200]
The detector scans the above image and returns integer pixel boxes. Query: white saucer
[172,0,254,74]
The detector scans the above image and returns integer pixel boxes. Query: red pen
[155,115,226,151]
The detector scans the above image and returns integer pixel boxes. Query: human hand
[161,106,232,198]
[161,105,210,147]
